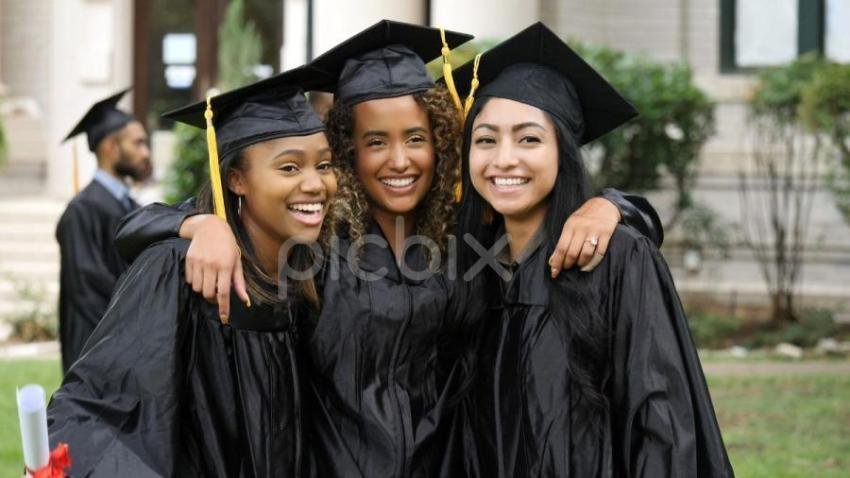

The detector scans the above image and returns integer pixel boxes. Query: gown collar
[497,225,550,307]
[335,219,436,284]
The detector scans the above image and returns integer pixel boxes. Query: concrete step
[0,278,58,300]
[0,260,59,281]
[0,196,64,214]
[0,222,58,241]
[0,241,59,263]
[0,176,46,197]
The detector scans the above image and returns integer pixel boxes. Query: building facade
[1,0,848,317]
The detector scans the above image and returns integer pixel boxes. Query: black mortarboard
[308,19,473,106]
[162,65,326,160]
[162,66,328,227]
[453,22,638,145]
[63,87,135,152]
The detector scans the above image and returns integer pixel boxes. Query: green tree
[572,42,715,228]
[739,54,827,324]
[800,62,850,223]
[164,0,263,203]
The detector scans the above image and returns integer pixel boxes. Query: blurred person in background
[55,88,150,372]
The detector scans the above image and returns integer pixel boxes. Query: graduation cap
[162,65,326,223]
[307,19,473,107]
[63,87,135,152]
[163,65,326,160]
[453,22,638,145]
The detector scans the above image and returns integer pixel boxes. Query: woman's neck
[371,207,416,263]
[504,205,548,262]
[242,218,283,278]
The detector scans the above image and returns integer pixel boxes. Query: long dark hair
[456,97,609,424]
[196,149,321,309]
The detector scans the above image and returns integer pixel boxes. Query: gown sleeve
[114,198,197,263]
[47,240,191,477]
[607,230,732,477]
[600,188,664,247]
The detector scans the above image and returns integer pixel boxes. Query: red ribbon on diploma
[26,443,71,478]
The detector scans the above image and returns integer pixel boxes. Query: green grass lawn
[0,358,848,476]
[0,359,62,476]
[709,373,850,477]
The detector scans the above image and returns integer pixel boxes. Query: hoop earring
[237,196,242,217]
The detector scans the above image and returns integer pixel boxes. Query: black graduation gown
[47,238,303,477]
[468,225,733,477]
[301,222,465,478]
[113,205,467,477]
[110,191,663,478]
[55,180,137,372]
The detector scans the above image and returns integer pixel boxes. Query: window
[734,0,798,67]
[720,0,848,72]
[825,0,850,62]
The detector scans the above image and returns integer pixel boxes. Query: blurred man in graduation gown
[55,88,151,372]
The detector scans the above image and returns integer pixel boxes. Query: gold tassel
[439,28,463,119]
[204,96,227,221]
[454,53,483,203]
[71,141,80,194]
[463,53,483,121]
[204,96,250,311]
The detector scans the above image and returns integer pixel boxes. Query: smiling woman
[326,84,460,257]
[469,99,560,259]
[45,70,334,476]
[454,23,733,477]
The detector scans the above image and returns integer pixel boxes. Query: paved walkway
[703,360,850,376]
[0,340,59,359]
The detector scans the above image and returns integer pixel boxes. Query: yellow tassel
[439,28,463,119]
[71,141,80,194]
[204,96,227,221]
[454,53,483,203]
[463,53,483,121]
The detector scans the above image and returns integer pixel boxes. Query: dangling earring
[237,196,242,217]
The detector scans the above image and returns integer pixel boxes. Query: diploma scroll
[17,384,50,473]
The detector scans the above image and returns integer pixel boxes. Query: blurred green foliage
[799,61,850,223]
[164,0,262,204]
[2,275,57,342]
[572,42,715,222]
[748,54,850,225]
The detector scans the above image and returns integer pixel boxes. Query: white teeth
[289,202,323,213]
[381,177,416,188]
[492,177,529,186]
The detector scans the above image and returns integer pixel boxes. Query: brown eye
[519,135,541,144]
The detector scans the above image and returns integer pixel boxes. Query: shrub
[688,312,741,349]
[572,42,715,226]
[2,276,57,342]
